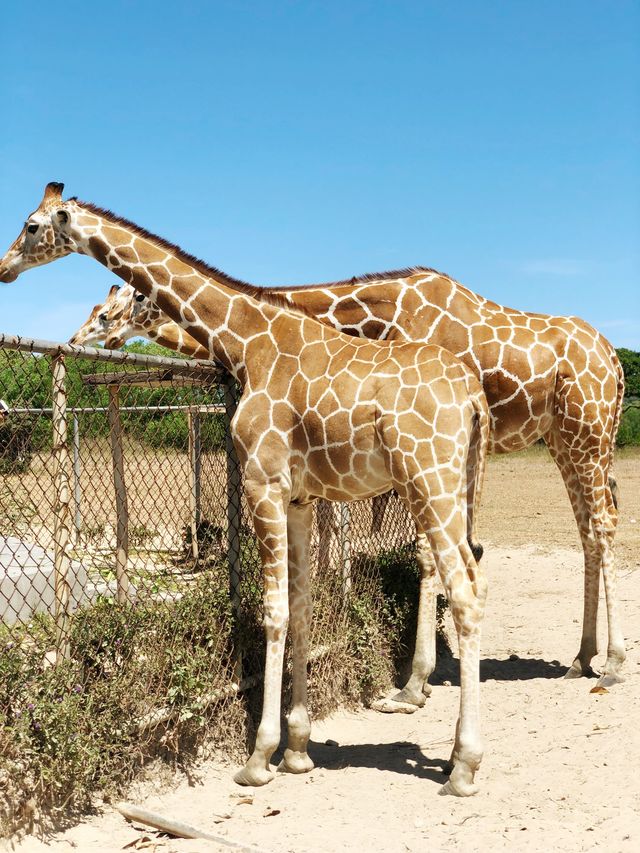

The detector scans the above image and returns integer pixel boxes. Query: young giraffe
[0,183,490,795]
[69,242,626,701]
[69,283,211,357]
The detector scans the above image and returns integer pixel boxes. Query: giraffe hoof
[277,750,314,775]
[564,660,596,680]
[371,694,422,714]
[233,765,275,787]
[438,778,479,797]
[594,671,624,690]
[392,685,427,707]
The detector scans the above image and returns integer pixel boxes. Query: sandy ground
[9,449,640,853]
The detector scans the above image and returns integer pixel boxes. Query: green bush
[617,403,640,447]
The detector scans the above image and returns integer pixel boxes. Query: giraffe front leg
[373,533,436,714]
[278,503,315,776]
[234,488,289,787]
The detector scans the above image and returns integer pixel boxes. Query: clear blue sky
[1,1,638,347]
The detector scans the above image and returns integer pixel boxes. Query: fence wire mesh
[0,334,427,835]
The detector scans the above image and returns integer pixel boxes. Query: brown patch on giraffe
[135,238,168,265]
[102,225,132,247]
[324,410,351,440]
[246,334,278,373]
[147,263,170,287]
[116,245,138,264]
[495,326,513,344]
[131,268,153,294]
[272,316,306,355]
[334,298,368,325]
[316,387,341,416]
[166,255,196,277]
[77,214,100,226]
[398,433,418,455]
[483,371,520,409]
[110,265,133,284]
[272,401,296,430]
[182,306,197,325]
[266,355,302,399]
[87,236,110,266]
[300,343,331,381]
[434,315,470,354]
[155,289,183,319]
[361,320,389,339]
[566,338,588,374]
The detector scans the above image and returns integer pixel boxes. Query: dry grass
[479,445,640,569]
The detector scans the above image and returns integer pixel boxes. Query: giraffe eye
[135,294,145,303]
[99,313,108,323]
[26,224,39,235]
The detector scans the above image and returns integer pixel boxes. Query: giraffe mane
[72,200,450,313]
[266,266,452,291]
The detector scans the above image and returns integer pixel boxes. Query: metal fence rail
[0,333,418,832]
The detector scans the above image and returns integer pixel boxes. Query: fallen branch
[116,801,267,852]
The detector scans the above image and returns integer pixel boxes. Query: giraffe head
[0,183,77,283]
[69,283,148,348]
[103,287,154,349]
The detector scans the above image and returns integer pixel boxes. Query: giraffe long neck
[148,322,211,360]
[70,202,266,382]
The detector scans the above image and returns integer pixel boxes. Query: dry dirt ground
[9,448,640,853]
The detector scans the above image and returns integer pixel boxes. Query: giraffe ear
[54,209,69,225]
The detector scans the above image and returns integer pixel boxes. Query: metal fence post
[51,355,73,659]
[72,412,82,545]
[188,409,202,561]
[223,373,243,682]
[340,503,352,596]
[107,385,131,604]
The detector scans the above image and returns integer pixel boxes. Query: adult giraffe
[0,182,490,795]
[67,232,626,698]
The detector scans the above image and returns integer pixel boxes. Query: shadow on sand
[428,652,572,687]
[280,739,451,787]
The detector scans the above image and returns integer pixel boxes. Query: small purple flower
[27,703,34,711]
[72,684,83,694]
[14,710,22,719]
[115,638,122,646]
[33,721,41,731]
[4,642,15,651]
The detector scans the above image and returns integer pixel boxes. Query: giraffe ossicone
[1,182,492,794]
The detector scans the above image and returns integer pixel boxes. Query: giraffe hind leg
[278,503,315,776]
[546,423,625,685]
[371,532,435,714]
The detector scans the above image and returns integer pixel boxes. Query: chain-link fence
[0,333,427,835]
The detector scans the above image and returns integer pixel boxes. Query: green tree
[617,348,640,397]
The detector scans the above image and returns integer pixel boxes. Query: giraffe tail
[607,351,626,512]
[465,373,491,562]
